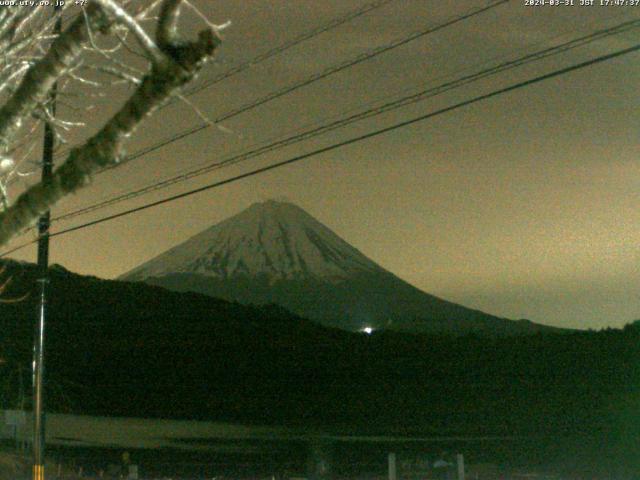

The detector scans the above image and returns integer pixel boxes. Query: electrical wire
[1,40,637,258]
[42,0,395,164]
[76,0,510,175]
[51,17,640,224]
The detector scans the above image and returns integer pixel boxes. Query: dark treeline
[0,260,638,473]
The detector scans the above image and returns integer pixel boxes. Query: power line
[10,0,506,211]
[51,17,640,223]
[86,0,510,175]
[2,40,637,258]
[181,0,396,97]
[43,0,394,164]
[1,0,512,248]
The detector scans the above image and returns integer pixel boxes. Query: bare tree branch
[0,0,221,248]
[0,4,113,152]
[156,0,181,50]
[0,266,29,303]
[93,0,165,63]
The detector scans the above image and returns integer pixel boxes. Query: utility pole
[33,6,62,480]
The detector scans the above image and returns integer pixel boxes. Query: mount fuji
[121,200,555,335]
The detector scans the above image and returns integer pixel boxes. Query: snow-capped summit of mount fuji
[123,200,384,284]
[122,200,559,335]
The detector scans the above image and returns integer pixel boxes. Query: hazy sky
[5,0,640,329]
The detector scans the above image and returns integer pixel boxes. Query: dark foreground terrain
[0,260,638,477]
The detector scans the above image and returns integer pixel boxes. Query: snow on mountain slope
[124,200,384,284]
[121,200,555,335]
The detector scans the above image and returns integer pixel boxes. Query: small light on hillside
[0,157,14,172]
[362,327,374,335]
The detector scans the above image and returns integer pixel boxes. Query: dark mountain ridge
[0,256,640,478]
[0,259,635,424]
[121,200,562,335]
[0,259,639,474]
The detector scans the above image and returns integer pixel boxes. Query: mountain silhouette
[122,200,559,335]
